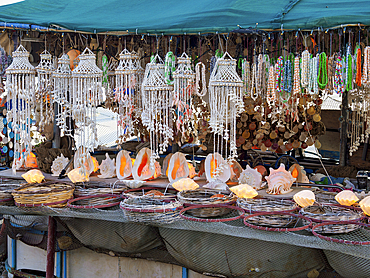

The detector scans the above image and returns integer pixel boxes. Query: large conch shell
[238,165,263,190]
[74,147,94,175]
[230,161,243,182]
[172,178,199,191]
[98,153,116,179]
[187,162,197,179]
[266,164,296,195]
[335,190,359,206]
[51,154,70,177]
[205,153,231,183]
[293,190,315,207]
[149,161,161,180]
[162,153,173,176]
[132,148,154,181]
[22,169,45,184]
[203,180,228,191]
[168,152,190,183]
[67,168,89,183]
[116,150,133,180]
[359,196,370,216]
[288,164,310,183]
[230,184,258,199]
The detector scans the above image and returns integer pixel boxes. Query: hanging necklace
[317,52,328,90]
[300,50,310,89]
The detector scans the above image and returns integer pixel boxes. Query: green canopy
[0,0,368,34]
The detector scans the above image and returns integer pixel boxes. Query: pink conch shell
[266,164,296,195]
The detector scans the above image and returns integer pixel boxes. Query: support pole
[339,90,348,166]
[52,103,61,149]
[46,216,57,278]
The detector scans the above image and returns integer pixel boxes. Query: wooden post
[52,103,60,149]
[46,216,57,278]
[339,90,348,166]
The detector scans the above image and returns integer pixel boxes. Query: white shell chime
[71,48,103,174]
[208,52,244,178]
[35,50,55,131]
[172,53,195,138]
[5,45,36,173]
[141,54,174,170]
[53,54,73,136]
[115,49,141,143]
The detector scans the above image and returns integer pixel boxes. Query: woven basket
[74,184,127,197]
[68,194,124,209]
[177,189,237,218]
[12,181,74,208]
[0,183,22,206]
[123,187,177,201]
[120,197,182,224]
[300,204,363,234]
[238,198,298,228]
[315,190,337,204]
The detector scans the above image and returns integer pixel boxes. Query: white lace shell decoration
[238,165,263,190]
[98,153,116,179]
[51,154,69,177]
[266,164,296,195]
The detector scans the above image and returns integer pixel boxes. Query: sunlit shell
[74,147,94,175]
[116,150,133,180]
[68,168,89,183]
[162,153,173,176]
[132,148,154,181]
[172,178,199,191]
[238,165,263,190]
[22,169,45,184]
[293,190,315,207]
[98,153,116,179]
[149,161,161,180]
[168,152,190,183]
[359,196,370,216]
[187,162,197,179]
[230,184,258,199]
[205,153,231,183]
[288,164,310,183]
[230,161,243,182]
[51,154,69,177]
[203,179,228,191]
[266,164,296,195]
[335,190,359,206]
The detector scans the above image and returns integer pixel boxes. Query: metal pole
[52,103,61,149]
[46,216,57,278]
[339,90,348,166]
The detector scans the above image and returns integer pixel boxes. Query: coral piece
[265,164,296,195]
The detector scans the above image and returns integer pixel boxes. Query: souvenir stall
[0,1,370,278]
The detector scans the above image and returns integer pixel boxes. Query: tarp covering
[0,0,369,34]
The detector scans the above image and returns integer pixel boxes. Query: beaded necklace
[317,52,328,90]
[283,59,292,93]
[346,54,353,91]
[362,46,370,87]
[267,65,276,104]
[300,50,310,88]
[308,55,318,94]
[356,47,362,87]
[334,57,344,94]
[275,56,283,94]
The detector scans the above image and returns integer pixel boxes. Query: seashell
[205,153,231,183]
[265,164,296,195]
[238,165,263,190]
[22,169,45,184]
[172,178,199,191]
[315,140,321,149]
[230,184,258,199]
[162,153,173,176]
[167,152,190,183]
[335,190,359,206]
[51,154,69,177]
[116,150,133,180]
[132,148,155,181]
[98,153,116,179]
[203,179,228,190]
[360,196,370,216]
[148,161,162,180]
[124,180,145,189]
[293,190,315,207]
[67,168,89,183]
[74,147,94,175]
[187,162,197,179]
[230,160,243,182]
[288,164,309,183]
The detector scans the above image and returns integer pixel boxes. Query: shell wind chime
[115,49,141,143]
[53,54,73,136]
[172,53,195,140]
[141,54,174,170]
[6,45,36,173]
[208,52,244,179]
[35,50,55,132]
[71,48,103,174]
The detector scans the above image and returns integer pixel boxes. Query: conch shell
[22,169,45,184]
[132,148,154,181]
[293,190,315,207]
[98,153,116,179]
[67,168,89,183]
[238,165,263,190]
[359,196,370,216]
[74,147,94,175]
[203,179,228,191]
[205,153,231,183]
[230,161,243,182]
[230,184,258,199]
[172,178,199,191]
[162,153,173,176]
[266,164,295,195]
[167,152,190,183]
[116,150,133,180]
[51,154,69,177]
